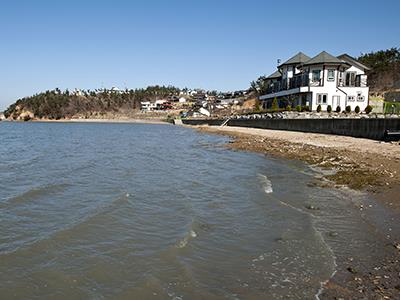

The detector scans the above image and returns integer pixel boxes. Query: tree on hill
[250,76,269,96]
[4,85,183,119]
[357,47,400,92]
[358,47,400,71]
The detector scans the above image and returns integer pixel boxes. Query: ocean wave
[1,183,71,207]
[0,192,132,256]
[257,174,273,194]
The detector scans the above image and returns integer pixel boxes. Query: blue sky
[1,0,399,110]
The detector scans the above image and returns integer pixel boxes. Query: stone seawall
[181,118,400,140]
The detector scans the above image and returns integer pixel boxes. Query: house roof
[337,53,371,71]
[266,70,282,79]
[300,51,349,67]
[278,52,311,68]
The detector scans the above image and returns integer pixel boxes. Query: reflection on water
[0,122,393,299]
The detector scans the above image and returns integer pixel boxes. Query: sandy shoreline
[190,125,400,299]
[195,125,400,206]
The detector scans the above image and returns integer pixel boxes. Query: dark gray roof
[266,70,282,79]
[278,52,311,68]
[301,51,348,67]
[337,54,371,71]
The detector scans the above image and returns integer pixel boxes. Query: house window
[347,95,355,102]
[317,94,328,104]
[338,72,344,86]
[357,92,365,102]
[312,70,321,82]
[327,69,335,81]
[345,72,356,86]
[355,75,361,87]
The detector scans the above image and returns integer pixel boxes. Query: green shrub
[383,102,400,114]
[365,105,373,114]
[316,104,322,112]
[286,105,292,111]
[355,106,360,113]
[254,100,261,112]
[327,105,332,113]
[165,115,175,124]
[272,98,279,112]
[345,105,351,113]
[296,105,302,112]
[302,105,310,112]
[336,106,341,113]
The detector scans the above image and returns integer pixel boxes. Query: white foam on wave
[257,174,273,194]
[176,230,197,249]
[314,228,338,300]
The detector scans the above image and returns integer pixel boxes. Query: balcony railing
[265,73,367,95]
[289,74,310,89]
[266,74,315,94]
[338,75,368,87]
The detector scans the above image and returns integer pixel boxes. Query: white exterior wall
[308,65,369,112]
[338,65,369,111]
[339,86,369,111]
[309,66,341,111]
[345,65,364,75]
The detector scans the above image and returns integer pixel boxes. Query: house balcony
[266,74,315,94]
[338,75,368,88]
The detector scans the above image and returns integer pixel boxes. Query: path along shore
[191,125,400,299]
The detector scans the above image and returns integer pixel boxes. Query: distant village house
[140,99,172,111]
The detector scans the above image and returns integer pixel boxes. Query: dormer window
[327,69,335,81]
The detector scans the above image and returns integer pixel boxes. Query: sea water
[0,122,394,299]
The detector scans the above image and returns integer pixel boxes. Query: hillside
[357,48,400,97]
[4,86,181,120]
[366,62,400,93]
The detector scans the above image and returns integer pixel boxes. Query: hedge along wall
[384,102,400,114]
[181,118,400,140]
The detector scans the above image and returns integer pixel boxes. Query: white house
[141,99,172,111]
[260,51,370,111]
[141,101,152,111]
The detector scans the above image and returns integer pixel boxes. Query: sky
[0,0,399,110]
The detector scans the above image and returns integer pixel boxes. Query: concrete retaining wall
[182,119,224,126]
[182,118,400,140]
